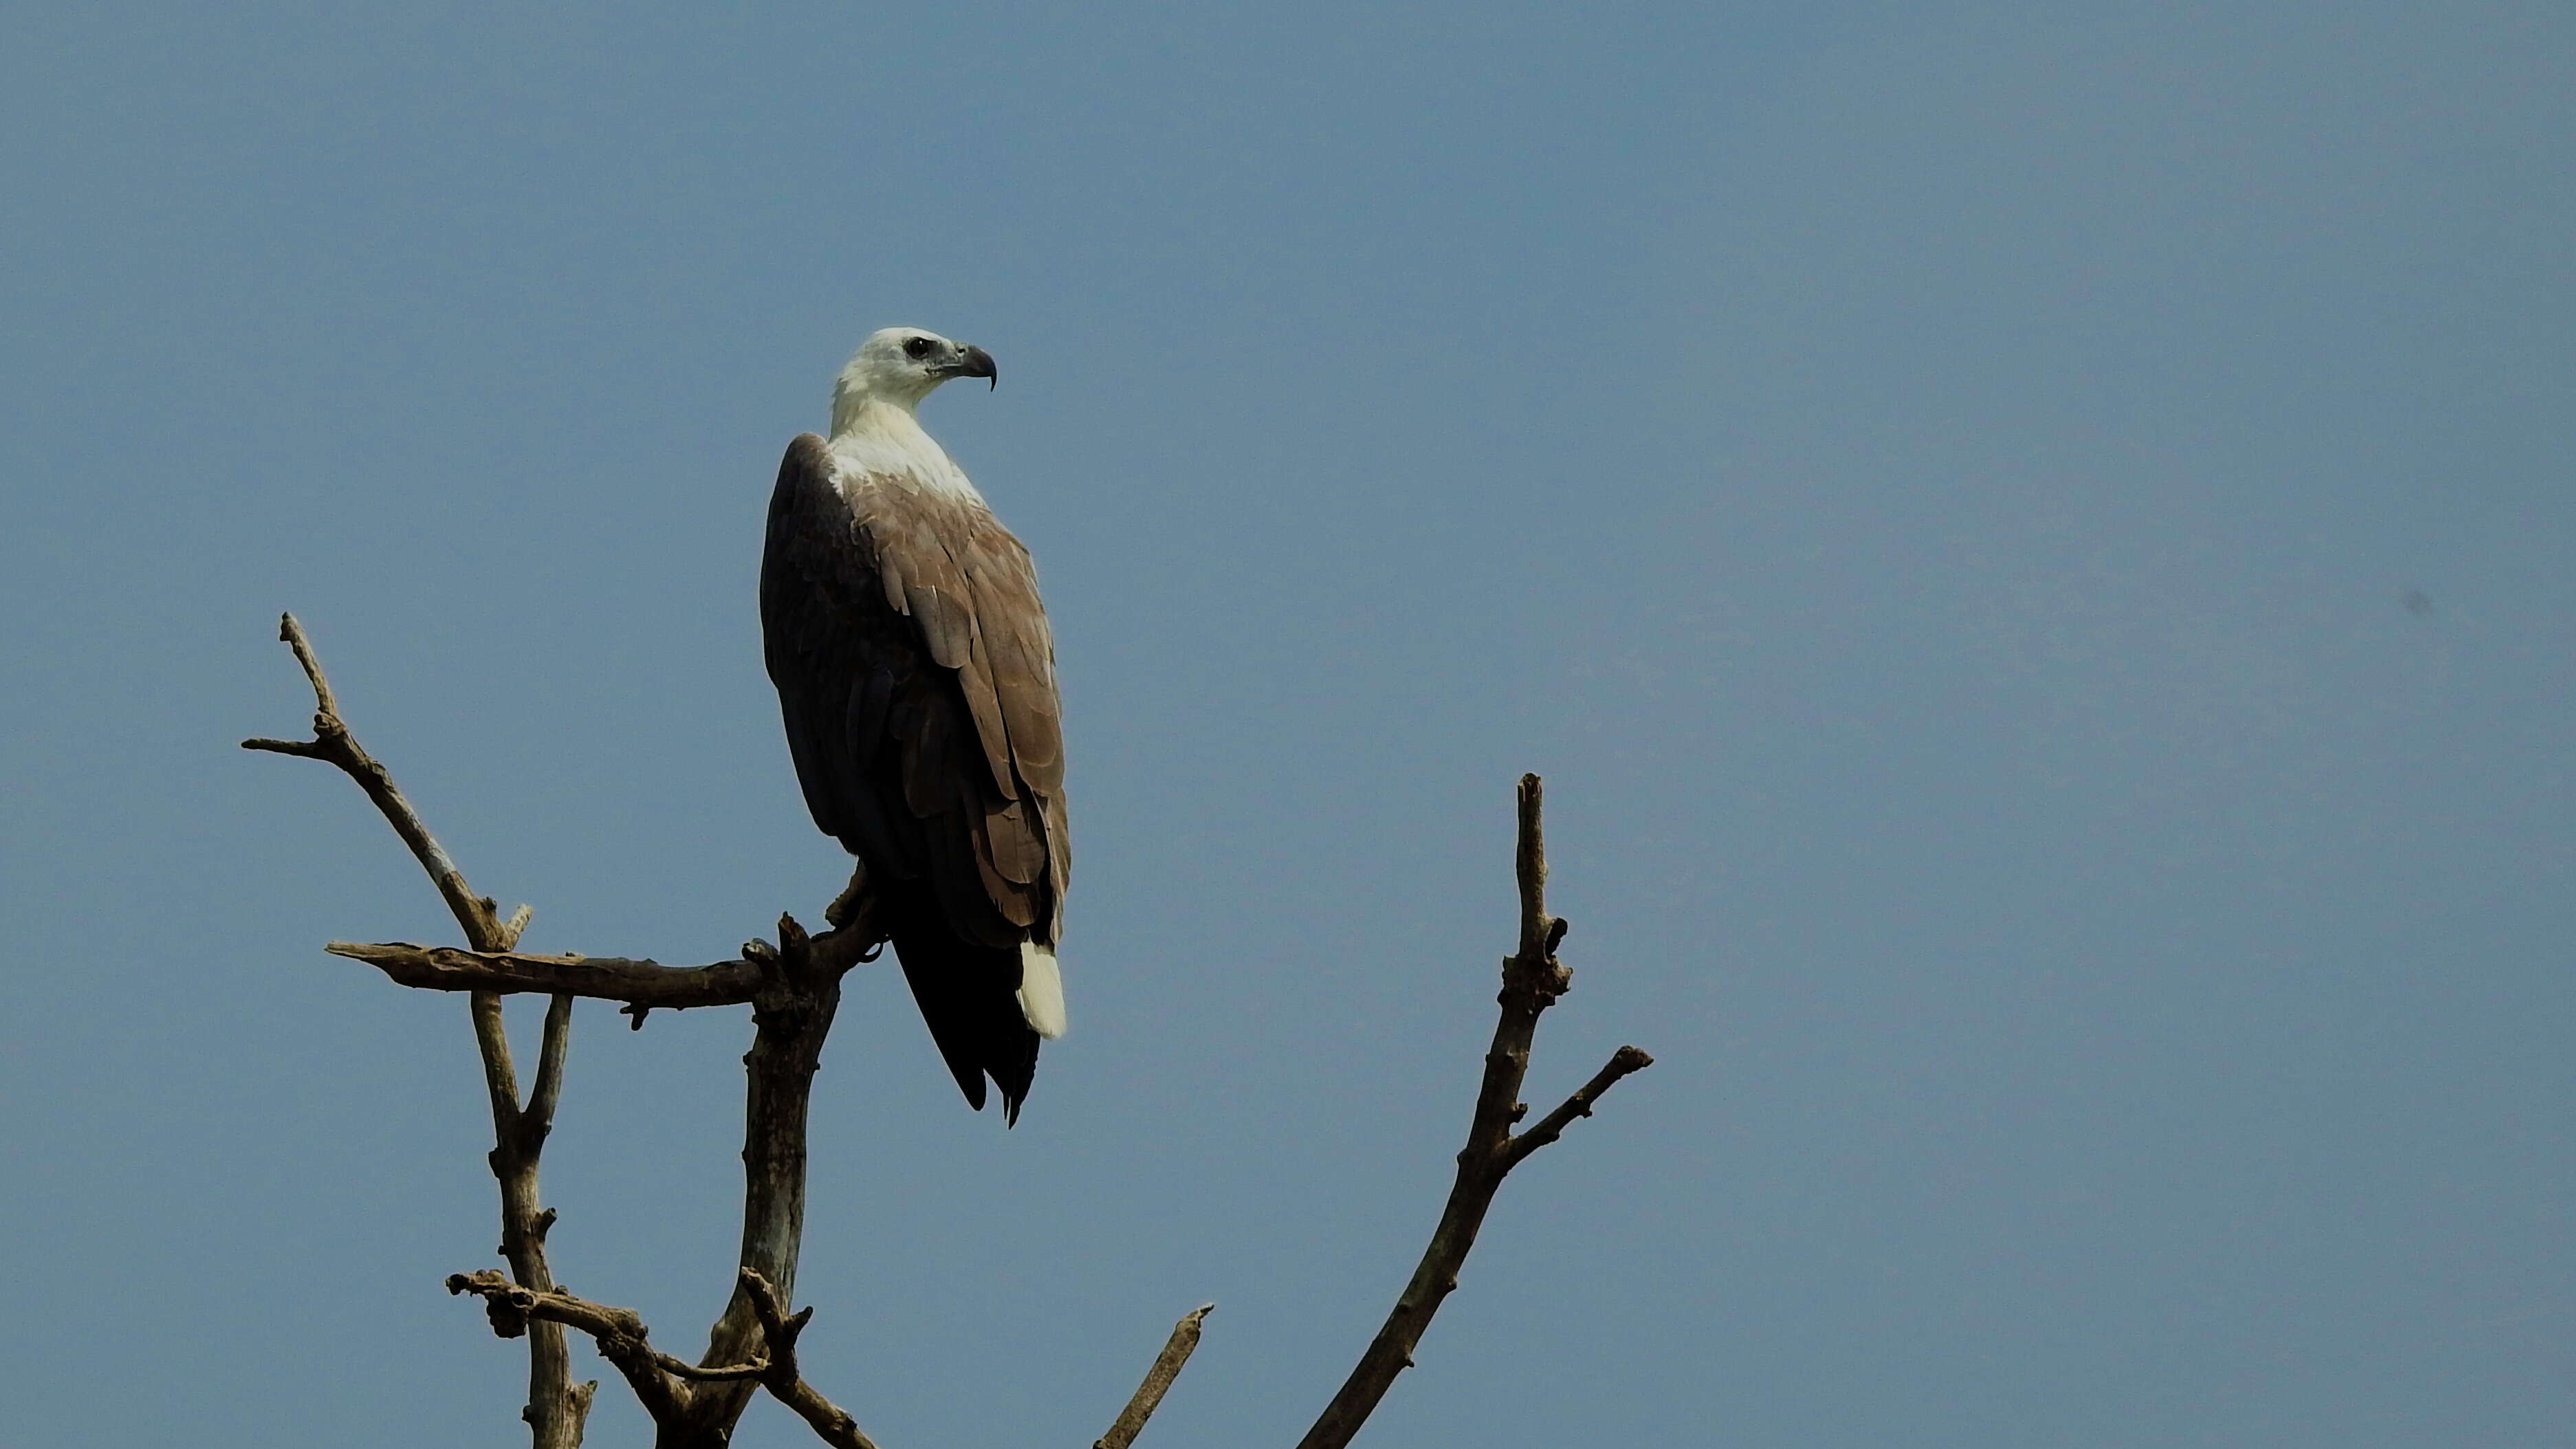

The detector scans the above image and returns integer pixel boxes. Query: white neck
[826,393,983,503]
[831,386,926,437]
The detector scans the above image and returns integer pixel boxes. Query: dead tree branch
[433,908,879,1449]
[1096,1304,1216,1449]
[245,613,593,1446]
[664,911,875,1446]
[323,941,770,1009]
[1295,774,1655,1449]
[446,1270,771,1425]
[247,614,897,1449]
[254,615,1648,1449]
[739,1268,882,1449]
[243,614,523,952]
[1505,1043,1657,1170]
[445,1266,893,1449]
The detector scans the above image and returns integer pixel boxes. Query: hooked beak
[944,343,998,391]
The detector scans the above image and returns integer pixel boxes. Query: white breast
[828,406,985,505]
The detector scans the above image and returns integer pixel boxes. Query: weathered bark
[325,941,766,1010]
[664,915,863,1447]
[481,988,593,1447]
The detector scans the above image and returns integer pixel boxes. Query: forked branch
[1294,774,1654,1449]
[446,1270,768,1426]
[243,613,522,952]
[739,1268,882,1449]
[245,614,591,1446]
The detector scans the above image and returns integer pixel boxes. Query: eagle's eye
[902,337,935,360]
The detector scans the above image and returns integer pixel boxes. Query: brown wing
[760,434,1069,948]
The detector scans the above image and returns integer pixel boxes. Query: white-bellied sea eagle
[761,327,1067,1124]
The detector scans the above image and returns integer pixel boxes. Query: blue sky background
[4,3,2572,1445]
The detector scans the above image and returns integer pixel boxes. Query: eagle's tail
[886,911,1050,1126]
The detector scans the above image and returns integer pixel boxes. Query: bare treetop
[248,615,1651,1448]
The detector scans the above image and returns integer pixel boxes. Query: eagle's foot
[825,862,873,932]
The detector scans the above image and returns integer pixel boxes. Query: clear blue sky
[5,3,2571,1445]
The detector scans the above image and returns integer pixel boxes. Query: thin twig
[248,614,588,1447]
[1294,774,1653,1449]
[243,613,514,950]
[1096,1304,1215,1449]
[1503,1045,1655,1170]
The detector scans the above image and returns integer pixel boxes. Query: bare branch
[325,941,769,1007]
[255,620,891,1448]
[243,612,514,950]
[1294,774,1654,1449]
[261,619,1639,1449]
[523,991,576,1148]
[239,735,333,759]
[1095,1304,1215,1449]
[1502,1045,1655,1170]
[664,1358,772,1384]
[448,1271,696,1423]
[279,605,342,717]
[762,1358,875,1446]
[536,1380,598,1448]
[248,615,580,1446]
[739,1269,881,1449]
[470,984,579,1446]
[321,929,886,1008]
[472,992,525,1131]
[665,914,876,1446]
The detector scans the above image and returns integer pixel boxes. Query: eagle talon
[825,864,871,930]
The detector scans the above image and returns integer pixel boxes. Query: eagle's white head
[831,327,996,435]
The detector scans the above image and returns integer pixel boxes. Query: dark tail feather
[888,920,1041,1124]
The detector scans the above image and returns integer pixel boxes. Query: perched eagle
[761,327,1068,1123]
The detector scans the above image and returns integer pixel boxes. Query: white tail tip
[1017,942,1067,1038]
